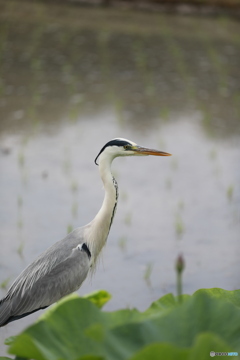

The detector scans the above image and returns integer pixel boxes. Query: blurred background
[0,0,240,351]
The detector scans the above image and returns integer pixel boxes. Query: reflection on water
[0,2,240,136]
[0,0,240,352]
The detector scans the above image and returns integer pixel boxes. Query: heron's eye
[124,145,131,150]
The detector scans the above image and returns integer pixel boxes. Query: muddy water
[0,0,240,354]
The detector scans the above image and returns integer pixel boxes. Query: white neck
[86,153,118,263]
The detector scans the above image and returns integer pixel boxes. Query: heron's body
[0,138,170,327]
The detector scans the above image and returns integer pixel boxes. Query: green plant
[143,262,153,287]
[17,241,24,258]
[124,212,132,226]
[175,254,185,303]
[175,214,185,237]
[118,236,127,252]
[2,288,240,360]
[71,201,78,218]
[18,151,25,168]
[17,196,23,208]
[67,224,73,234]
[71,180,78,193]
[0,277,10,290]
[227,185,234,201]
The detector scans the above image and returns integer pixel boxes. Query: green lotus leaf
[6,288,240,360]
[83,290,112,309]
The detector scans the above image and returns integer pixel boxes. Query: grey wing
[0,230,90,326]
[14,245,89,311]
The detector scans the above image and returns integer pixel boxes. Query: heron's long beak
[132,146,172,156]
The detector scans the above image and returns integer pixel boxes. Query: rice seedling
[160,106,170,122]
[17,218,23,230]
[69,106,79,123]
[124,212,132,226]
[234,91,240,117]
[206,45,228,95]
[63,148,71,175]
[67,224,73,234]
[165,178,172,190]
[71,180,78,193]
[97,30,114,103]
[118,236,127,252]
[209,149,217,160]
[227,185,234,201]
[17,195,23,208]
[175,214,185,237]
[143,262,153,288]
[0,277,10,290]
[159,19,194,99]
[71,201,78,218]
[18,151,25,168]
[133,37,156,100]
[17,241,25,258]
[114,98,124,126]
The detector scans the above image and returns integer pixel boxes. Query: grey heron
[0,138,171,327]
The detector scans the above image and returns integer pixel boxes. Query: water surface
[0,1,240,353]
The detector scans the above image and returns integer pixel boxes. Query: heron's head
[94,138,171,165]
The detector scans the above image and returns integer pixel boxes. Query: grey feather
[0,228,90,326]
